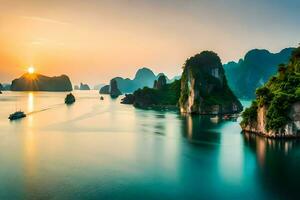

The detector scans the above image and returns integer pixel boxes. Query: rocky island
[99,85,110,94]
[121,77,180,109]
[65,93,76,105]
[122,51,242,114]
[11,73,73,91]
[179,51,242,114]
[241,46,300,138]
[110,79,122,98]
[79,83,90,90]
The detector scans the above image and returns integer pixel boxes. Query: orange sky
[0,0,298,86]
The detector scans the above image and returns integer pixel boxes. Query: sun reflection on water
[28,92,34,113]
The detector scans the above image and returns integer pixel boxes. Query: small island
[11,73,73,92]
[79,83,90,90]
[65,93,76,105]
[241,46,300,138]
[179,51,242,114]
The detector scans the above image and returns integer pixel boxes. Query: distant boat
[9,111,26,120]
[65,93,76,105]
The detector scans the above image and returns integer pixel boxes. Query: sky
[0,0,299,86]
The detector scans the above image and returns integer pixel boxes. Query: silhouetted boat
[9,111,26,120]
[65,93,76,105]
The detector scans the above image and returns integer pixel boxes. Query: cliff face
[153,75,167,89]
[11,73,73,91]
[179,51,243,114]
[241,46,300,138]
[242,103,300,137]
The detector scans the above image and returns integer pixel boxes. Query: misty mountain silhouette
[224,47,294,99]
[108,67,180,93]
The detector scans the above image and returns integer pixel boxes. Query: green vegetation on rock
[179,51,242,114]
[241,46,300,131]
[132,79,181,109]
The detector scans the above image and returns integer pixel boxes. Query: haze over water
[0,91,299,199]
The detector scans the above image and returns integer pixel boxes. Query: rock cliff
[110,79,122,98]
[153,75,167,89]
[179,51,243,114]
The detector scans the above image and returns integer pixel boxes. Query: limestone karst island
[0,0,299,199]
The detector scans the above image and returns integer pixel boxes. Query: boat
[65,93,76,105]
[9,111,26,120]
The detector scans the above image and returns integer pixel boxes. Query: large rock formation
[99,85,110,94]
[153,75,167,89]
[11,73,73,91]
[109,79,122,98]
[179,51,243,114]
[224,48,294,99]
[79,83,90,90]
[241,47,300,138]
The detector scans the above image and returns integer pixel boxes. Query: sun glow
[28,66,35,74]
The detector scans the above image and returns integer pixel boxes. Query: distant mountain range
[224,47,294,99]
[106,67,180,93]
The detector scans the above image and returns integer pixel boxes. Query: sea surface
[0,91,299,199]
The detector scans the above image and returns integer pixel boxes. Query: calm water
[0,91,300,199]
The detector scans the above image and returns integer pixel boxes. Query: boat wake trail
[26,103,65,115]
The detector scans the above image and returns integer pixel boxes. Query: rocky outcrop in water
[179,51,243,114]
[241,46,300,138]
[110,79,122,98]
[242,103,300,138]
[120,79,181,109]
[99,85,110,94]
[79,83,90,90]
[11,73,73,91]
[65,93,76,105]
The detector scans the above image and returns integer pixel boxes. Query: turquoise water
[0,91,299,199]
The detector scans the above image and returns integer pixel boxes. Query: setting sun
[28,66,35,74]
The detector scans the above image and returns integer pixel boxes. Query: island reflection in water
[0,91,299,199]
